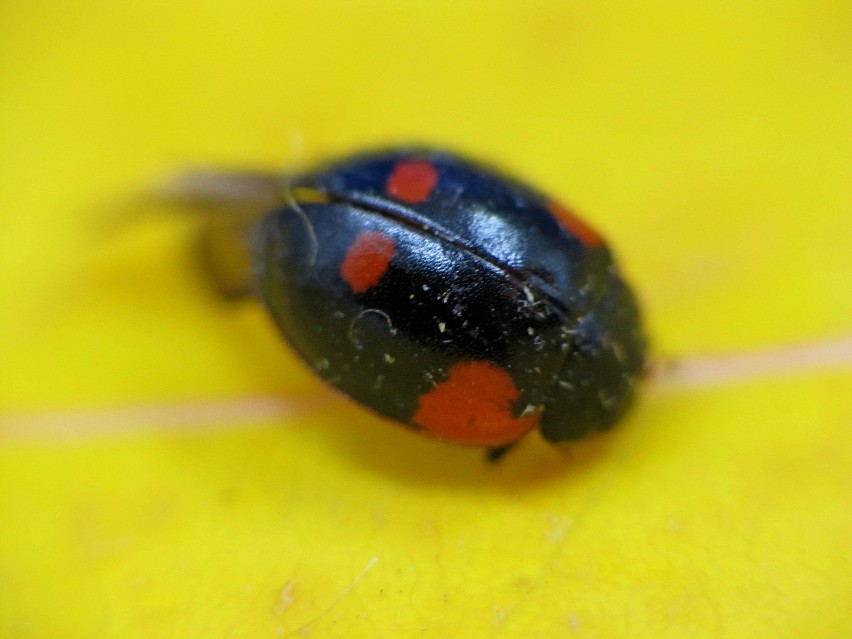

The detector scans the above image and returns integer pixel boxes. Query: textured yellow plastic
[2,2,850,637]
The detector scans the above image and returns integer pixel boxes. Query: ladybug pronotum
[194,148,646,452]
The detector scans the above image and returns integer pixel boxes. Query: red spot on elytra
[386,160,439,204]
[548,200,605,248]
[340,231,396,293]
[412,361,539,446]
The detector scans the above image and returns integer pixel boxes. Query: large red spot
[386,160,439,203]
[340,231,396,293]
[412,361,539,446]
[548,200,605,248]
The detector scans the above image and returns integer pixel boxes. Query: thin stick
[1,336,850,443]
[0,394,332,442]
[648,335,852,393]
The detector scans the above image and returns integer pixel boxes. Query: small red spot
[386,160,439,204]
[548,200,605,248]
[412,361,539,446]
[340,231,397,293]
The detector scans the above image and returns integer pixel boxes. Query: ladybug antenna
[282,182,319,268]
[280,130,319,267]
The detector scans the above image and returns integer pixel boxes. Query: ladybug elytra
[240,148,647,449]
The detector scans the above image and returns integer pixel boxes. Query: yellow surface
[2,2,851,637]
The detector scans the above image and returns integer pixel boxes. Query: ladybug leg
[485,443,516,462]
[196,213,258,300]
[159,170,286,301]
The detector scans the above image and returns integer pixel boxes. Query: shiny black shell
[256,148,645,446]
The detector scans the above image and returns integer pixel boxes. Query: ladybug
[199,148,646,452]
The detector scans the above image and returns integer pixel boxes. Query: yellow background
[1,2,850,637]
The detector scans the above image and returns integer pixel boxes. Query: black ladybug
[193,148,646,450]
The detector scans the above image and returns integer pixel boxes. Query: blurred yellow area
[1,2,851,637]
